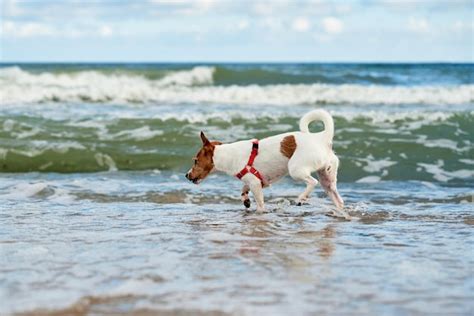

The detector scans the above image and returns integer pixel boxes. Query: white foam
[156,66,214,86]
[105,279,166,297]
[356,176,381,183]
[0,148,8,159]
[1,67,472,105]
[459,159,474,165]
[417,160,474,182]
[2,118,42,139]
[14,127,42,139]
[418,137,466,152]
[0,182,75,203]
[360,155,397,173]
[99,126,163,141]
[94,153,117,171]
[151,110,462,127]
[57,109,462,132]
[1,141,86,158]
[3,119,15,131]
[3,182,48,199]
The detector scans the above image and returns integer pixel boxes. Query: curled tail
[299,109,334,140]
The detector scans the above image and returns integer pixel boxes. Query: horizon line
[1,60,473,64]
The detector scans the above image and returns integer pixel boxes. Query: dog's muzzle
[185,172,199,184]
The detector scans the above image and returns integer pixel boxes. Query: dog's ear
[200,131,210,145]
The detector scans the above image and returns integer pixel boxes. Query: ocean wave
[0,111,472,183]
[212,66,397,85]
[1,66,472,105]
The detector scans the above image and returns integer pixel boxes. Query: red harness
[235,140,266,187]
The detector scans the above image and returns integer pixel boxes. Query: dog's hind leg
[241,184,251,208]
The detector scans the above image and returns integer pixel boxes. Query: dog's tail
[299,109,334,140]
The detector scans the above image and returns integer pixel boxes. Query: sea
[0,63,473,315]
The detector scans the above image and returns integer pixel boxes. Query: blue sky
[1,0,473,62]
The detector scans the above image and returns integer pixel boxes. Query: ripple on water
[0,175,472,315]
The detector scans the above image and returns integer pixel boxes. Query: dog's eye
[193,158,198,165]
[327,166,331,171]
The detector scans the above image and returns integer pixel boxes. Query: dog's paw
[290,200,306,206]
[243,199,251,208]
[294,200,309,206]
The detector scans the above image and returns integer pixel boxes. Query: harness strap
[235,140,266,187]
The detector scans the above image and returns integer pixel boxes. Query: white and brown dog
[185,109,344,212]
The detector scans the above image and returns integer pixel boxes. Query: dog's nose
[185,173,189,179]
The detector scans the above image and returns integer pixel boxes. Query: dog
[185,109,344,212]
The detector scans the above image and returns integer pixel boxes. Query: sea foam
[1,66,472,105]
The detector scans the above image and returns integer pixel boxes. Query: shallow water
[0,63,473,315]
[0,172,473,315]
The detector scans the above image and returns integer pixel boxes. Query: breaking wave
[1,66,473,105]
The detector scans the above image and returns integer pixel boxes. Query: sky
[0,0,473,62]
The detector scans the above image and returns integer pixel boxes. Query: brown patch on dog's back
[280,135,297,158]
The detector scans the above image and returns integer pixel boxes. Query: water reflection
[237,214,337,269]
[2,175,473,315]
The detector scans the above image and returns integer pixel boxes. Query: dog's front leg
[289,166,319,205]
[241,184,251,208]
[248,179,265,212]
[296,175,319,205]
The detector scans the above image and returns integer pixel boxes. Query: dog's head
[185,131,221,184]
[317,154,344,209]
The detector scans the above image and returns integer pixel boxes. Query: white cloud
[452,20,472,32]
[99,25,113,37]
[195,0,215,11]
[149,0,215,15]
[313,33,331,43]
[149,0,191,4]
[252,0,291,16]
[452,21,463,31]
[407,17,430,33]
[150,0,179,3]
[252,2,268,15]
[2,21,55,37]
[335,4,351,14]
[321,17,343,34]
[292,17,310,32]
[260,17,283,31]
[237,19,249,30]
[1,20,120,39]
[3,0,23,17]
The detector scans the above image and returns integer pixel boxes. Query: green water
[0,111,472,185]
